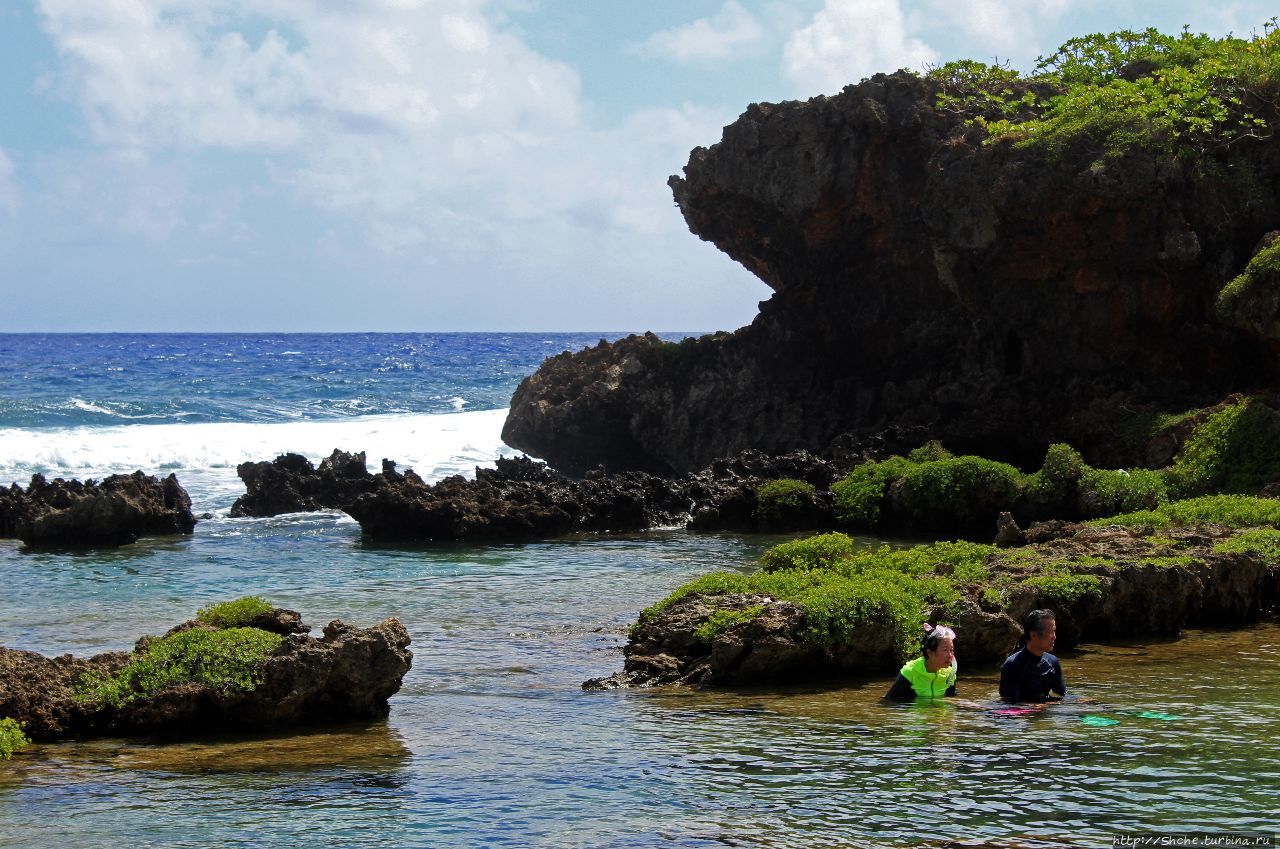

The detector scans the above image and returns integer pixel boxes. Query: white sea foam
[0,408,520,513]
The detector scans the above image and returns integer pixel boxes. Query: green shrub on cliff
[196,596,275,629]
[0,718,28,760]
[76,627,284,708]
[754,478,818,524]
[1167,397,1280,495]
[1216,239,1280,321]
[934,23,1280,160]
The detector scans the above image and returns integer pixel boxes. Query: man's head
[1023,609,1057,656]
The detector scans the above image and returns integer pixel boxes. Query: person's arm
[945,682,957,697]
[885,674,915,701]
[1053,657,1067,697]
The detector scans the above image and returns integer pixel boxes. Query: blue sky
[1,0,1274,331]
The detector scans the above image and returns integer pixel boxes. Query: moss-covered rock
[588,504,1280,689]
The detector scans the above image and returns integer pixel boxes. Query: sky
[0,0,1275,332]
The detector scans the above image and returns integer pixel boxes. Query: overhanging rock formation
[504,71,1280,476]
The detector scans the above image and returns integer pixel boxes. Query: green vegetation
[753,478,818,524]
[196,596,275,629]
[929,22,1280,160]
[76,627,284,708]
[831,456,910,526]
[1166,397,1280,495]
[1217,239,1280,321]
[694,605,765,644]
[1213,528,1280,565]
[895,456,1023,528]
[0,718,28,760]
[641,539,996,659]
[759,532,858,572]
[1020,574,1104,605]
[1090,494,1280,529]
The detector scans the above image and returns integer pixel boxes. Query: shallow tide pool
[2,517,1277,848]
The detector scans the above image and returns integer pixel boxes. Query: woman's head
[922,623,956,670]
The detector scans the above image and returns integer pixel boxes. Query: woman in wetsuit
[885,623,958,701]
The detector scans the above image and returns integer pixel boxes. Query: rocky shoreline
[586,517,1280,690]
[0,603,412,742]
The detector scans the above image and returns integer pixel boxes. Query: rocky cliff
[504,71,1280,476]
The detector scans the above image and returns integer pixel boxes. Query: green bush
[196,596,275,628]
[0,718,28,760]
[1020,574,1104,605]
[832,456,910,527]
[895,456,1024,528]
[1091,495,1280,529]
[1079,467,1170,514]
[1167,397,1280,495]
[1217,239,1280,320]
[641,537,998,660]
[1025,443,1085,504]
[753,478,818,524]
[967,24,1280,160]
[76,627,284,708]
[1212,528,1280,565]
[760,532,857,572]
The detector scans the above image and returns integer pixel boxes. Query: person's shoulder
[1042,652,1062,667]
[1001,647,1027,668]
[900,656,925,676]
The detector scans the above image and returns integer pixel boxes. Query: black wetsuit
[999,647,1066,703]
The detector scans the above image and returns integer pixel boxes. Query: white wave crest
[0,408,521,512]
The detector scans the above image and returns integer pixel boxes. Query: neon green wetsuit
[885,656,957,700]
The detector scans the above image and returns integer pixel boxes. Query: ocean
[1,333,1276,848]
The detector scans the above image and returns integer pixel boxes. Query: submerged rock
[2,471,197,547]
[0,608,412,741]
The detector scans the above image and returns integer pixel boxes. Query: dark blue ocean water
[2,333,1276,848]
[0,332,636,427]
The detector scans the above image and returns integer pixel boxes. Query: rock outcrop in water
[229,450,378,517]
[0,607,412,741]
[585,523,1280,689]
[504,71,1280,476]
[0,471,197,547]
[343,452,840,541]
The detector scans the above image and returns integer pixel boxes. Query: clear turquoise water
[2,516,1277,848]
[1,334,1277,847]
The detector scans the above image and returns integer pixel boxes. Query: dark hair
[1021,608,1056,644]
[921,623,956,657]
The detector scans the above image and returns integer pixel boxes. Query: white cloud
[0,150,17,215]
[920,0,1081,64]
[782,0,938,95]
[26,0,770,332]
[630,1,767,65]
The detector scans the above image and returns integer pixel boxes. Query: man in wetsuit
[999,609,1067,703]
